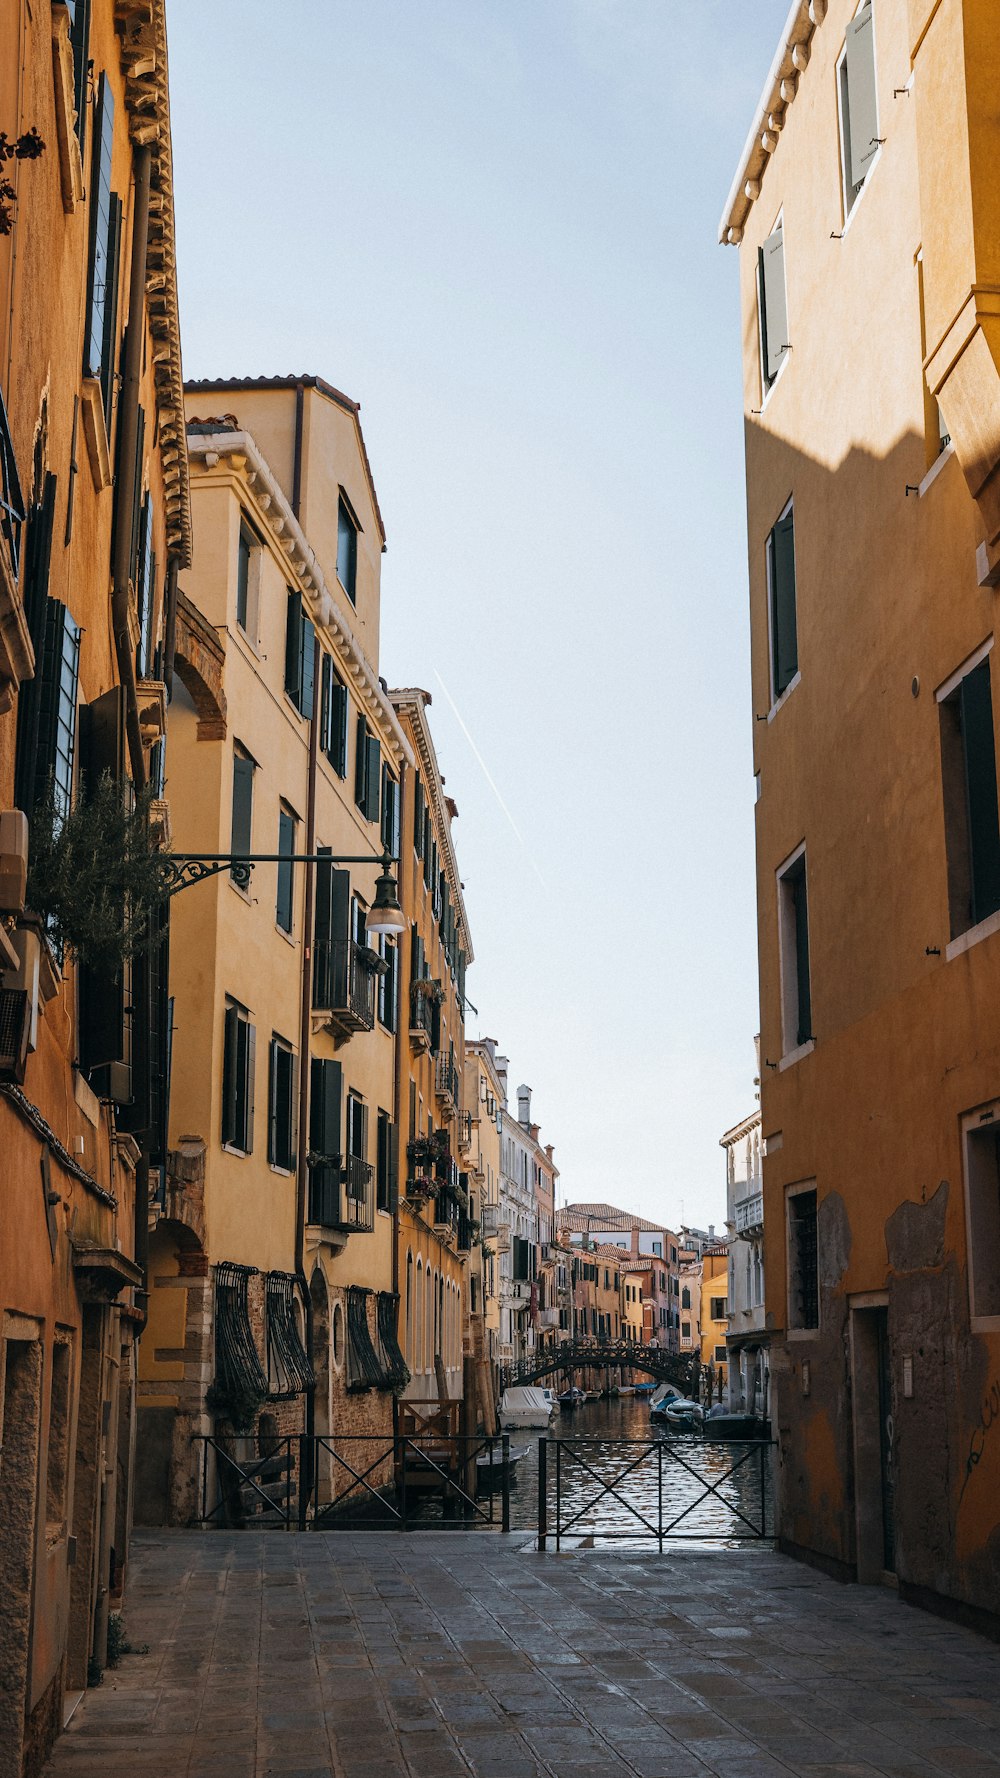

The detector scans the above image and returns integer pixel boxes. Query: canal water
[498,1394,774,1547]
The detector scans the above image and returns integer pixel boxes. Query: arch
[173,592,227,740]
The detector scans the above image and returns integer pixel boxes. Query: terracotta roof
[559,1202,676,1235]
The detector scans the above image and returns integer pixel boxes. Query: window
[284,589,315,718]
[67,1,91,151]
[222,1001,255,1152]
[681,1321,690,1340]
[136,494,155,678]
[710,1296,728,1320]
[236,519,260,641]
[413,773,425,858]
[276,804,296,933]
[354,717,381,822]
[307,1056,342,1226]
[767,500,797,701]
[377,935,397,1032]
[268,1037,296,1171]
[787,1185,819,1330]
[337,494,358,603]
[319,653,348,777]
[838,2,878,217]
[381,764,400,856]
[714,1345,727,1364]
[35,599,82,832]
[964,1112,1000,1324]
[681,1285,691,1309]
[777,846,812,1054]
[938,652,1000,938]
[83,74,122,433]
[757,220,788,393]
[376,1109,396,1213]
[231,746,254,883]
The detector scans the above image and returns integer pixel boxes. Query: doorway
[849,1300,896,1581]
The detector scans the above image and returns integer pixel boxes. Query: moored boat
[500,1385,555,1429]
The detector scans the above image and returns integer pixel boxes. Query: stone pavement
[45,1530,1000,1778]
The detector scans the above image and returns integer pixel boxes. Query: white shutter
[760,226,789,385]
[845,3,878,191]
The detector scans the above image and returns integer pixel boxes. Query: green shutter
[310,1056,342,1158]
[961,661,1000,925]
[845,2,878,192]
[355,715,368,807]
[413,774,424,857]
[231,751,253,857]
[300,616,315,720]
[285,590,302,702]
[760,226,788,385]
[222,1005,239,1144]
[770,507,798,697]
[365,733,381,822]
[100,193,123,432]
[83,74,114,385]
[792,861,812,1047]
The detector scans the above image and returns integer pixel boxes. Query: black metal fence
[537,1436,775,1549]
[195,1432,513,1532]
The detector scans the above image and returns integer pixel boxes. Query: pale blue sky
[168,0,791,1230]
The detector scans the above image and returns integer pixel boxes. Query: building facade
[721,0,1000,1619]
[559,1203,681,1351]
[0,4,188,1770]
[465,1037,504,1365]
[722,1107,768,1418]
[700,1247,730,1395]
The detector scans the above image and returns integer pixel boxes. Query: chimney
[517,1084,531,1128]
[496,1055,509,1100]
[709,1223,715,1239]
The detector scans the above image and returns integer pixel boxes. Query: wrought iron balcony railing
[435,1053,460,1110]
[307,1154,374,1233]
[457,1108,473,1152]
[735,1191,764,1236]
[313,938,378,1033]
[0,385,25,584]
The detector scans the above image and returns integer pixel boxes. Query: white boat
[499,1385,555,1429]
[649,1383,684,1419]
[476,1441,530,1469]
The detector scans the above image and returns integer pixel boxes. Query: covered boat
[499,1385,555,1429]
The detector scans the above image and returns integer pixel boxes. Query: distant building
[700,1248,730,1395]
[559,1203,680,1350]
[721,1105,768,1419]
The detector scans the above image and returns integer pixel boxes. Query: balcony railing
[408,982,435,1050]
[313,939,378,1033]
[0,385,25,584]
[307,1155,374,1233]
[435,1053,460,1110]
[481,1203,500,1240]
[434,1185,462,1242]
[457,1108,473,1152]
[735,1191,764,1236]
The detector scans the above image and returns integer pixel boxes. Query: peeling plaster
[885,1179,949,1274]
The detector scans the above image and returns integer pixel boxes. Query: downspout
[291,380,305,525]
[111,142,152,792]
[297,630,320,1458]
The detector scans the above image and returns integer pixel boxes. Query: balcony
[735,1191,764,1236]
[408,982,434,1053]
[313,939,379,1036]
[0,385,31,709]
[481,1203,500,1240]
[434,1184,463,1246]
[538,1306,559,1328]
[435,1053,460,1113]
[457,1109,473,1153]
[307,1154,374,1234]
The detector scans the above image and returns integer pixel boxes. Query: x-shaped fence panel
[538,1437,775,1549]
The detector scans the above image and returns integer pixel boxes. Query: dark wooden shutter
[300,616,315,721]
[222,1005,239,1144]
[135,494,154,677]
[35,600,81,820]
[961,661,1000,925]
[355,715,368,808]
[269,1040,295,1169]
[457,949,466,1010]
[770,508,798,696]
[760,226,787,385]
[388,1121,399,1213]
[845,2,878,191]
[413,774,424,857]
[79,685,125,800]
[242,1018,256,1153]
[127,405,145,591]
[792,862,812,1047]
[69,0,91,152]
[313,845,333,1007]
[310,1056,342,1158]
[231,751,253,856]
[285,590,302,702]
[365,733,381,822]
[101,193,123,432]
[331,867,351,1005]
[320,653,333,755]
[13,474,57,814]
[333,673,347,775]
[83,74,114,384]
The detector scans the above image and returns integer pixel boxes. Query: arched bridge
[500,1339,697,1392]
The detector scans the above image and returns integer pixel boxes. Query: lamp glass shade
[366,866,407,936]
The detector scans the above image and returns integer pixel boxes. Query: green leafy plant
[107,1614,148,1667]
[0,128,45,235]
[26,774,167,970]
[205,1378,268,1434]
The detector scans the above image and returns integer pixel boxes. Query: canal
[498,1393,774,1546]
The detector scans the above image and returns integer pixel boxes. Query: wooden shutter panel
[244,1020,256,1153]
[83,74,114,383]
[792,864,812,1047]
[331,867,351,1005]
[355,715,368,807]
[14,476,58,814]
[334,675,348,776]
[845,3,878,191]
[760,227,788,385]
[101,193,123,431]
[365,733,381,822]
[232,752,253,855]
[285,590,302,702]
[319,652,333,755]
[961,661,1000,925]
[300,616,316,721]
[413,774,424,857]
[79,685,125,804]
[222,1005,239,1144]
[268,1037,279,1163]
[770,508,798,696]
[388,1121,399,1213]
[310,1056,342,1158]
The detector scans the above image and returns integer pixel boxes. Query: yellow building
[140,377,410,1523]
[0,1,188,1764]
[699,1249,729,1395]
[390,690,474,1425]
[721,0,1000,1620]
[465,1037,505,1366]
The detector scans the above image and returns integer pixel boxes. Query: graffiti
[960,1377,1000,1501]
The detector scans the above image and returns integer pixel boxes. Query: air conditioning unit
[0,809,28,913]
[4,925,41,1059]
[0,986,30,1082]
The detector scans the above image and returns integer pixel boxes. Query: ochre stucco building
[722,0,1000,1624]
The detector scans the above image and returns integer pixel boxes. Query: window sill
[971,1314,1000,1335]
[228,877,253,904]
[275,923,297,947]
[779,1039,814,1072]
[786,1325,821,1341]
[80,378,112,493]
[918,440,955,498]
[946,908,1000,962]
[768,670,801,723]
[221,1143,249,1159]
[270,1163,295,1179]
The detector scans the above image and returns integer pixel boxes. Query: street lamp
[158,848,402,908]
[364,854,407,936]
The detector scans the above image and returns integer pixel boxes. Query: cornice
[389,688,473,962]
[114,0,192,564]
[719,1108,762,1149]
[185,429,413,772]
[718,0,828,246]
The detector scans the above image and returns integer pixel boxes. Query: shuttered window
[67,1,91,151]
[268,1036,296,1171]
[378,935,397,1031]
[136,493,155,678]
[236,518,260,640]
[222,1001,255,1153]
[376,1109,397,1213]
[381,764,399,855]
[767,501,798,700]
[939,656,1000,937]
[231,746,254,881]
[337,495,358,603]
[276,804,296,933]
[758,222,788,391]
[36,600,82,830]
[839,2,879,211]
[284,589,315,719]
[319,653,348,777]
[788,1187,819,1330]
[310,1056,342,1160]
[778,849,812,1053]
[413,773,425,857]
[83,75,122,431]
[354,716,381,822]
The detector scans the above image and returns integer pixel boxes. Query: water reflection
[503,1395,774,1546]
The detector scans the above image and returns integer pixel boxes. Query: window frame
[757,211,789,402]
[937,642,1000,949]
[777,841,814,1065]
[276,802,296,935]
[221,999,255,1155]
[836,0,881,229]
[765,497,799,711]
[267,1034,296,1174]
[786,1180,820,1337]
[235,517,261,644]
[336,492,359,604]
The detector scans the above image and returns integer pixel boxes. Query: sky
[167,0,793,1232]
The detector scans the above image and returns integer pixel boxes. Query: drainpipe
[111,142,152,792]
[297,631,320,1457]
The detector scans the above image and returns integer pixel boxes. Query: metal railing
[313,938,377,1031]
[409,987,434,1043]
[435,1053,460,1108]
[307,1156,373,1231]
[735,1191,764,1234]
[537,1436,775,1550]
[0,385,24,583]
[195,1433,513,1532]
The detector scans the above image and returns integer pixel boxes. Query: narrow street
[46,1532,1000,1778]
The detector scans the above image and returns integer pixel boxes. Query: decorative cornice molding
[185,428,413,771]
[718,0,827,246]
[719,1108,763,1149]
[389,687,473,962]
[114,0,192,564]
